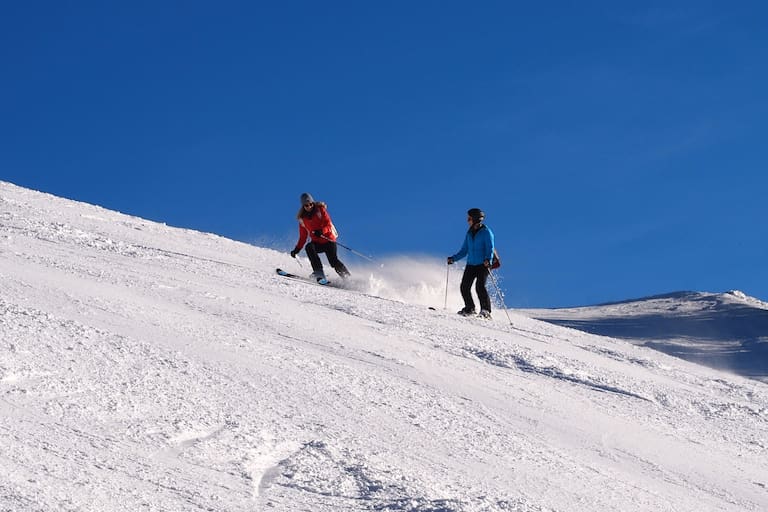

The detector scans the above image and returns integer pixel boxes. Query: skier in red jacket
[290,192,351,282]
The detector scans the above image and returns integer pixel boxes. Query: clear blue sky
[2,1,767,307]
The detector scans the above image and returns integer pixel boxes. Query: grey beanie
[300,192,314,205]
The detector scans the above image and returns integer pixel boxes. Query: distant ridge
[526,290,768,382]
[583,290,768,309]
[589,290,705,307]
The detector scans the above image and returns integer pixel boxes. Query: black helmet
[467,208,485,222]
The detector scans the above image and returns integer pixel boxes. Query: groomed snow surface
[1,181,767,511]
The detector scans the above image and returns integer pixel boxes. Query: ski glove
[483,259,491,268]
[312,230,323,237]
[290,249,299,258]
[447,257,454,265]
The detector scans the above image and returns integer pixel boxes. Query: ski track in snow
[1,181,768,511]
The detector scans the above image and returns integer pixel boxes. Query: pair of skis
[276,268,329,286]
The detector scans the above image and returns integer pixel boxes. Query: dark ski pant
[460,264,491,312]
[305,241,350,277]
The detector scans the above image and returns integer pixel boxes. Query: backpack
[491,248,501,269]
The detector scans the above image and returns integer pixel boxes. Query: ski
[276,268,329,285]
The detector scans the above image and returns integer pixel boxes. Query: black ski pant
[460,264,491,312]
[305,241,350,277]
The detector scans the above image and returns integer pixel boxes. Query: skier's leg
[459,267,476,313]
[304,243,324,274]
[324,242,350,277]
[476,267,492,312]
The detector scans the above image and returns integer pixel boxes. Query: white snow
[1,180,767,511]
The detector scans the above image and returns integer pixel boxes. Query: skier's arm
[295,222,309,251]
[317,206,334,238]
[484,229,495,262]
[450,236,468,262]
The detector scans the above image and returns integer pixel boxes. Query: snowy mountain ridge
[1,181,767,512]
[582,289,768,312]
[524,289,768,383]
[723,289,768,309]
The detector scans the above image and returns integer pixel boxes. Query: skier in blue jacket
[448,208,495,318]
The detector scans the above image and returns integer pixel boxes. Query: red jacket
[294,202,338,250]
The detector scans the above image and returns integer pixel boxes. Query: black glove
[290,249,299,258]
[447,257,454,265]
[312,230,323,237]
[483,259,491,268]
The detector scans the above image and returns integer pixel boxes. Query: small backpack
[491,248,501,269]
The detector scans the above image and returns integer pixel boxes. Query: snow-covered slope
[524,291,768,383]
[1,181,767,512]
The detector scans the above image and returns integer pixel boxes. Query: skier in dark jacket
[290,192,350,282]
[448,208,495,318]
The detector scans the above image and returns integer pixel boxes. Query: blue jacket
[451,224,495,266]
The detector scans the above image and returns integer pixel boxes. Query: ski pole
[289,248,304,268]
[444,263,450,310]
[486,267,513,325]
[319,234,375,262]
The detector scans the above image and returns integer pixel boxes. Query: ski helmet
[300,192,315,205]
[467,208,485,222]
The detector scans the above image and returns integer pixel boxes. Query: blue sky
[2,1,767,307]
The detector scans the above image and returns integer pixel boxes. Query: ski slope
[1,181,767,511]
